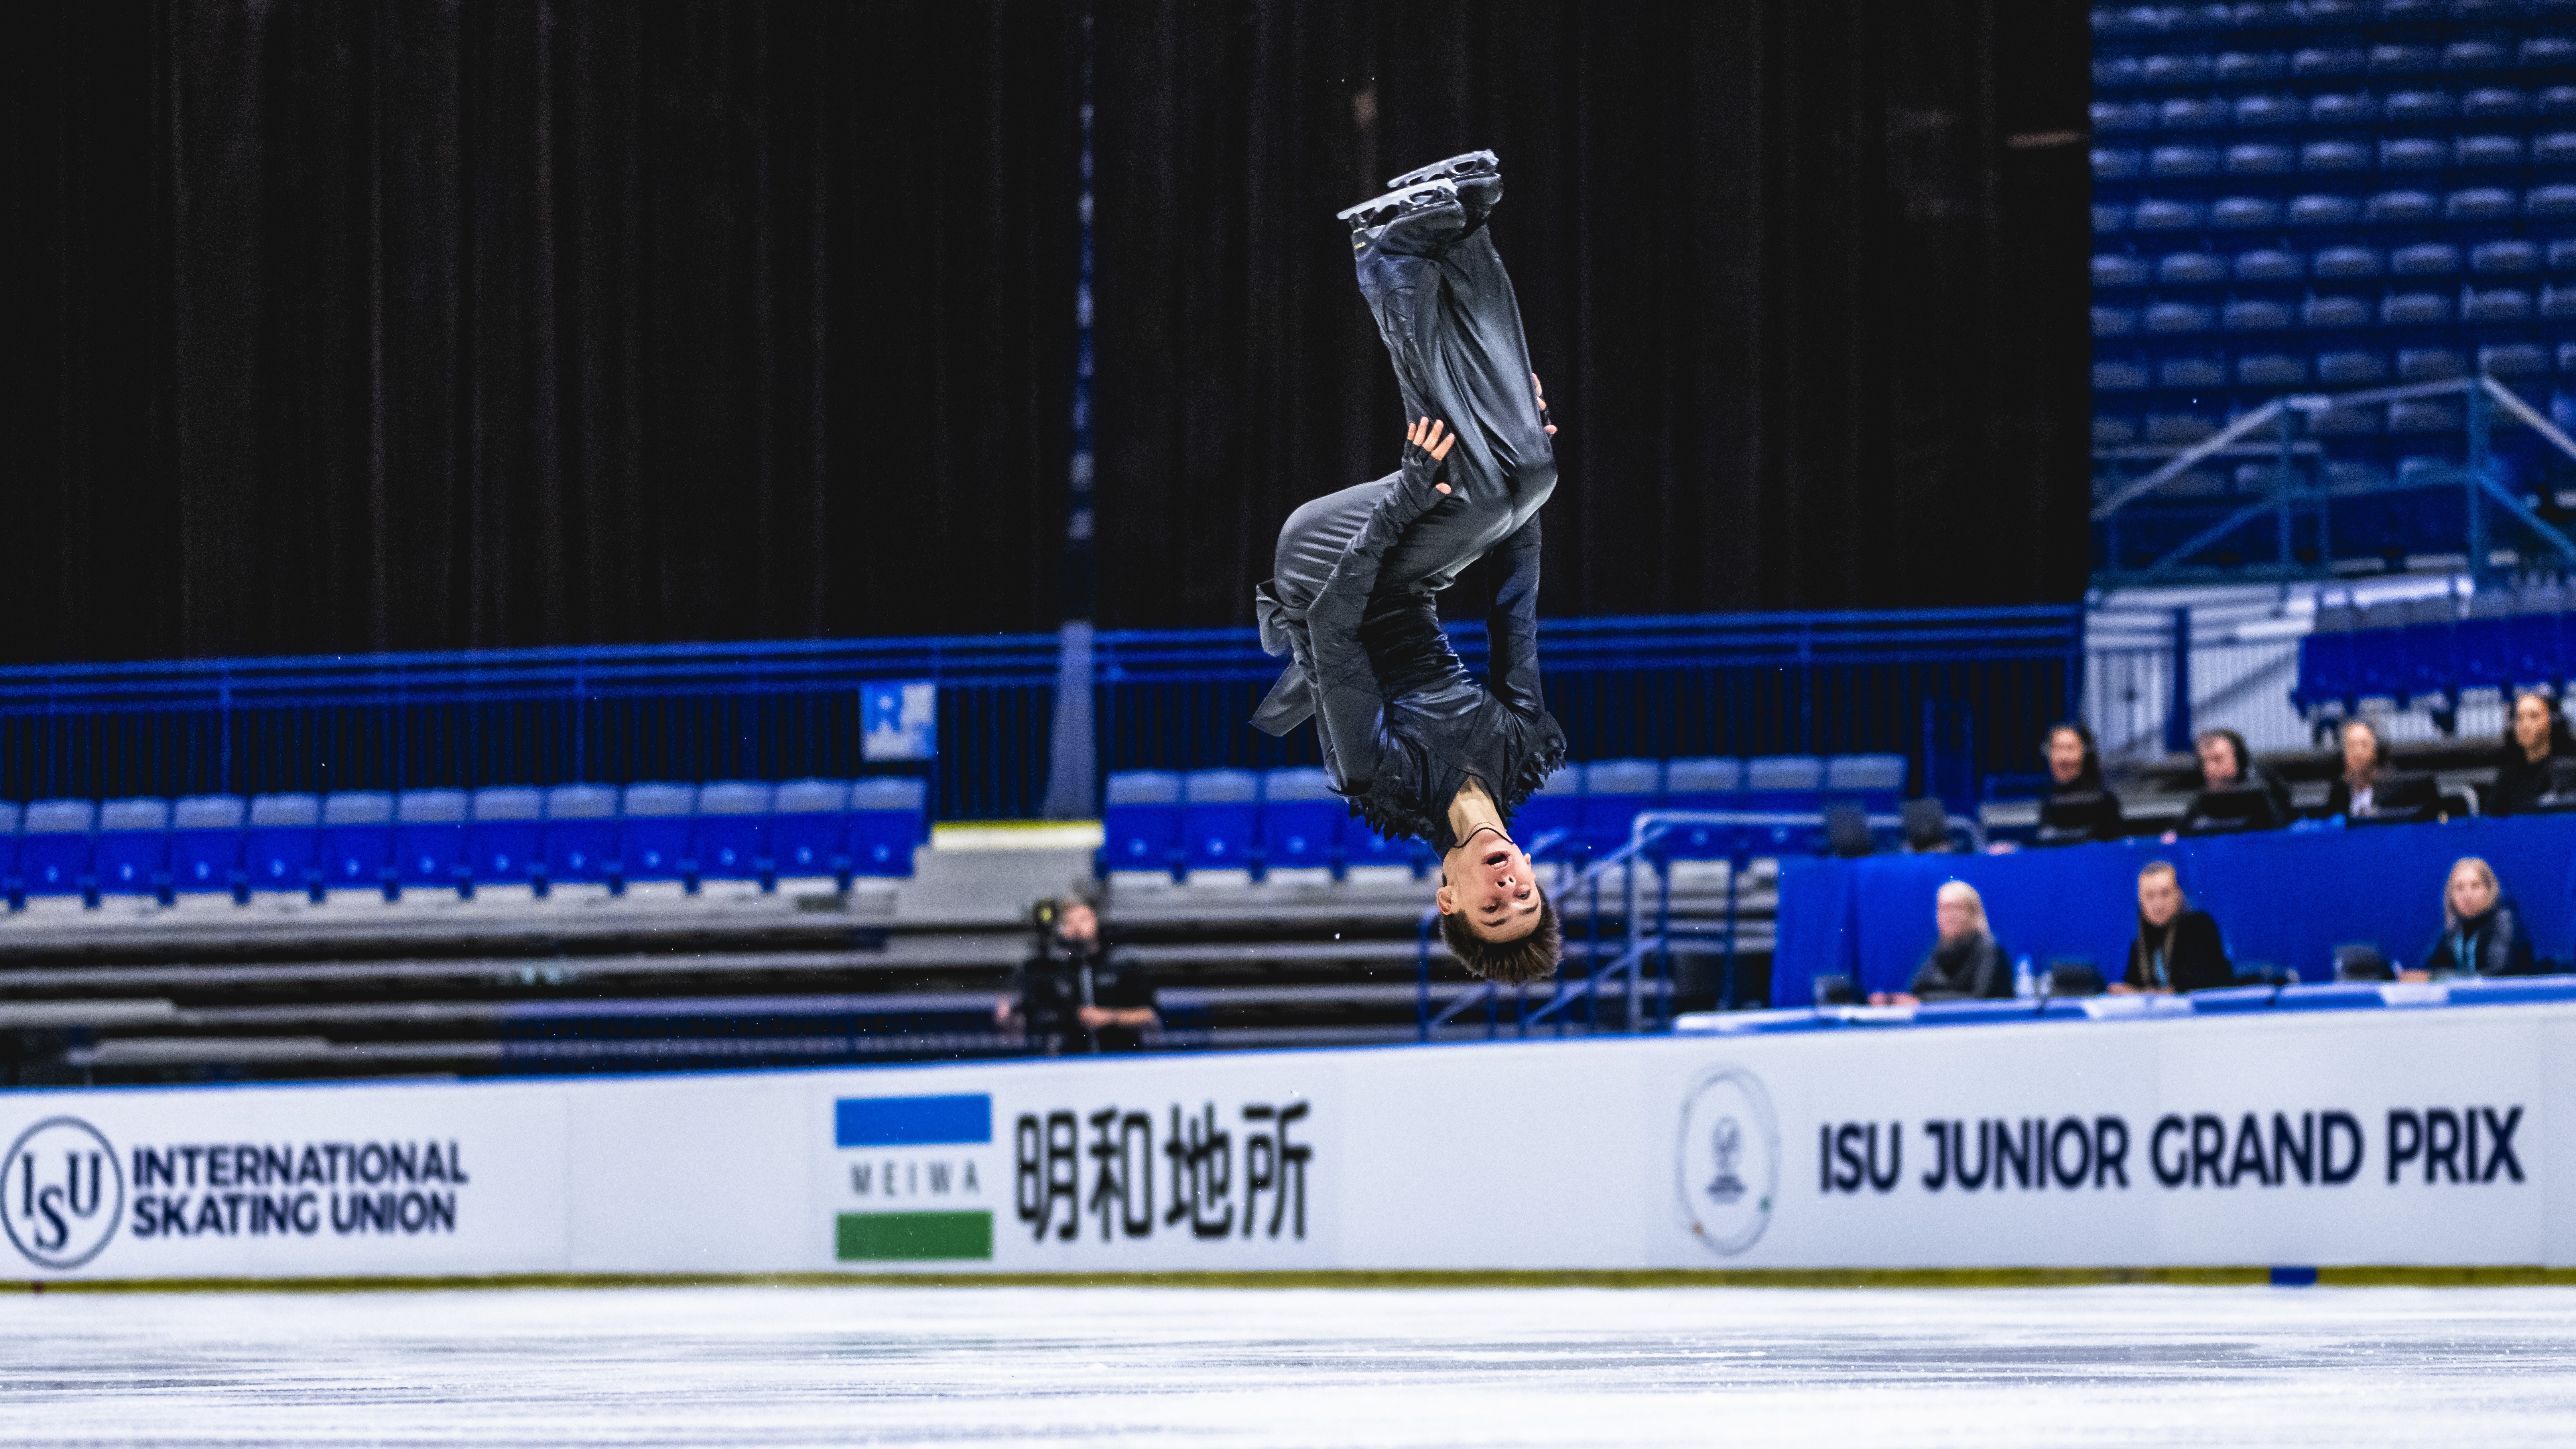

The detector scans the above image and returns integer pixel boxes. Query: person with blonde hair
[2409,856,2533,980]
[1871,880,2012,1005]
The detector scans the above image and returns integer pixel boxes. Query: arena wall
[6,1004,2570,1285]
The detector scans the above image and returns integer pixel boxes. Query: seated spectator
[2033,721,2123,845]
[2409,856,2533,980]
[1871,880,2012,1004]
[2322,718,2389,819]
[996,890,1160,1053]
[2113,861,2231,994]
[2487,691,2575,817]
[2178,728,2290,835]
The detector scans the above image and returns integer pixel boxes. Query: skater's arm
[1486,512,1544,716]
[1308,419,1457,784]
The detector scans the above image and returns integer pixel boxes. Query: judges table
[1769,813,2576,1008]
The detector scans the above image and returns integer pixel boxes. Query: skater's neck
[1446,778,1507,849]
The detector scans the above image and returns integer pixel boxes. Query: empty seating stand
[0,775,931,912]
[2299,586,2576,719]
[2089,1,2576,559]
[1180,770,1260,873]
[1257,768,1343,873]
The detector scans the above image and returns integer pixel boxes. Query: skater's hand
[1533,373,1556,436]
[1404,416,1457,495]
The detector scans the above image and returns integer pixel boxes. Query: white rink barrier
[6,1002,2576,1286]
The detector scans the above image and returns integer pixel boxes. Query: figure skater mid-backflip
[1253,150,1567,984]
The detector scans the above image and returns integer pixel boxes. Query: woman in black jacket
[1872,880,2013,1004]
[2114,861,2233,993]
[2321,717,2390,819]
[2034,721,2123,843]
[2411,856,2535,979]
[2487,691,2574,816]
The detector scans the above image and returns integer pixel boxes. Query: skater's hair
[1439,889,1564,986]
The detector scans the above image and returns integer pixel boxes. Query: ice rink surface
[8,1284,2576,1447]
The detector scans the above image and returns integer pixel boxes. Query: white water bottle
[2015,955,2036,999]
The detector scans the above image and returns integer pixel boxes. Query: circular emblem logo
[1675,1067,1779,1257]
[3,1117,124,1270]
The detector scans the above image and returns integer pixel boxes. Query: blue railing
[0,607,2083,819]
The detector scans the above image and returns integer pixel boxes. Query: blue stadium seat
[2092,253,2151,288]
[2093,305,2139,338]
[2463,85,2529,119]
[95,797,169,902]
[319,792,395,896]
[541,784,619,889]
[2288,193,2363,227]
[2456,134,2524,167]
[1743,756,1826,814]
[1177,769,1259,874]
[2160,355,2227,390]
[2536,132,2576,166]
[2216,49,2288,84]
[2462,286,2532,323]
[2448,37,2511,70]
[1578,759,1663,856]
[2447,187,2518,222]
[849,776,926,878]
[1825,754,1908,813]
[467,786,544,891]
[2093,148,2144,181]
[2392,242,2462,278]
[2156,251,2226,285]
[2529,185,2576,218]
[2223,299,2294,332]
[20,799,94,902]
[2092,100,2155,134]
[394,789,470,898]
[2233,247,2302,282]
[1658,758,1743,858]
[2296,48,2366,81]
[2095,358,2151,391]
[618,783,698,886]
[1514,764,1583,856]
[693,781,775,885]
[2371,43,2441,75]
[769,779,852,884]
[2299,139,2370,174]
[170,795,246,900]
[2480,343,2550,378]
[2520,36,2576,69]
[2317,348,2389,384]
[2397,346,2467,381]
[1101,770,1182,876]
[245,793,320,898]
[2093,202,2129,234]
[2239,352,2309,386]
[2473,239,2541,275]
[2547,285,2576,320]
[2313,246,2381,280]
[2368,189,2442,224]
[2382,91,2455,125]
[2146,301,2216,334]
[2225,142,2294,175]
[2546,84,2576,117]
[1257,768,1343,874]
[2144,53,2214,87]
[2131,198,2208,231]
[2149,144,2220,178]
[2382,291,2454,325]
[2234,92,2303,128]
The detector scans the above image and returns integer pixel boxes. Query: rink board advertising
[6,1004,2573,1281]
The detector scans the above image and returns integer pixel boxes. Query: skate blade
[1385,150,1499,191]
[1334,179,1458,224]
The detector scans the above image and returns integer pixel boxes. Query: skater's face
[1437,832,1543,942]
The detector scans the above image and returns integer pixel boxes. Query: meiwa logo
[4,1118,124,1270]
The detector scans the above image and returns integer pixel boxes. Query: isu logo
[4,1117,124,1270]
[1675,1068,1778,1257]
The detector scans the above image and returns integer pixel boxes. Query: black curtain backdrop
[2,1,2089,666]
